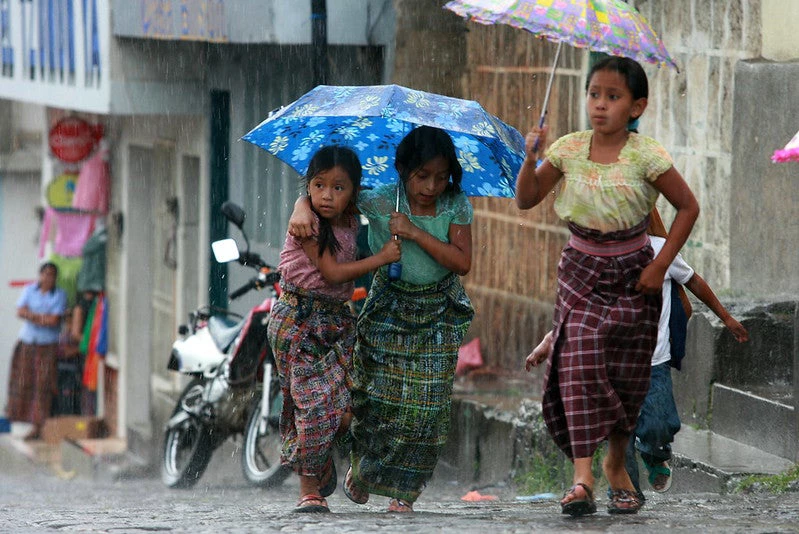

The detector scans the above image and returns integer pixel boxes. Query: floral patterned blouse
[545,130,673,233]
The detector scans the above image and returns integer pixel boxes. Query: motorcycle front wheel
[161,378,214,488]
[241,395,290,487]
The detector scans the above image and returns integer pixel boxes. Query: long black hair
[304,145,362,256]
[586,56,649,129]
[395,126,463,193]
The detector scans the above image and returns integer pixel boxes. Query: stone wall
[391,1,789,373]
[631,0,762,289]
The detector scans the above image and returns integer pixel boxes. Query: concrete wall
[632,0,763,290]
[729,60,799,297]
[761,0,799,61]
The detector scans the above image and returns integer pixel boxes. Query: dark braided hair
[305,145,362,257]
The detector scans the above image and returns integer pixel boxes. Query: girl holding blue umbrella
[289,126,474,513]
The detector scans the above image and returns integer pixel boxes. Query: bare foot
[603,455,635,492]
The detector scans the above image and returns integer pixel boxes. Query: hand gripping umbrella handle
[388,180,402,281]
[532,40,563,154]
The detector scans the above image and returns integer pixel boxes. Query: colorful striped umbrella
[444,0,679,146]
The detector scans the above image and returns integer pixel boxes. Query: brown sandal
[607,489,643,514]
[387,498,413,513]
[560,482,597,516]
[293,494,330,514]
[343,465,369,504]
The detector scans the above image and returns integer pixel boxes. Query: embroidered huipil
[545,130,673,233]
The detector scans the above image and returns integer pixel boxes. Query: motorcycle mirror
[221,201,246,229]
[211,238,240,263]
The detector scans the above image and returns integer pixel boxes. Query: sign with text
[142,0,227,42]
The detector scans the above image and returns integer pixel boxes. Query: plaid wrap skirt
[543,219,661,460]
[349,271,474,502]
[266,282,355,477]
[6,341,58,426]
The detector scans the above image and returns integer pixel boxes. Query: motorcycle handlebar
[229,279,256,300]
[229,271,281,301]
[238,251,266,268]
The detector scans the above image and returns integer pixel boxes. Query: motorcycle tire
[161,377,215,488]
[241,395,290,487]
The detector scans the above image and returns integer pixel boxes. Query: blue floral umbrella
[242,84,526,198]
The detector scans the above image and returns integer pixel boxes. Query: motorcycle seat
[208,315,246,352]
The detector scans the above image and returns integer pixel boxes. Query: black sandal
[318,458,337,498]
[293,494,330,514]
[343,465,369,504]
[607,489,643,514]
[560,482,597,516]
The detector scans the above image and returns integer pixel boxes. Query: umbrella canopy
[242,84,526,198]
[772,129,799,163]
[444,0,678,70]
[444,0,679,148]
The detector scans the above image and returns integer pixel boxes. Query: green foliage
[514,445,607,495]
[735,464,799,494]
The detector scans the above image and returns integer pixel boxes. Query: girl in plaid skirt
[517,57,700,516]
[289,126,475,513]
[268,146,400,514]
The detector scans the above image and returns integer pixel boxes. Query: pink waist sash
[568,231,648,257]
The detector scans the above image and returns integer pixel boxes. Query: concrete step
[445,394,797,496]
[671,425,795,494]
[710,383,795,460]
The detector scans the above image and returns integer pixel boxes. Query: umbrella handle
[532,40,563,154]
[389,180,402,281]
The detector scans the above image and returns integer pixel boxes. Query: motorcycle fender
[171,328,226,373]
[166,410,192,430]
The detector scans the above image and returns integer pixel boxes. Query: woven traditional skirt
[266,282,355,477]
[543,219,661,460]
[349,271,474,502]
[6,341,58,426]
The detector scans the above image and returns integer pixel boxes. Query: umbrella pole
[388,180,402,280]
[532,40,563,153]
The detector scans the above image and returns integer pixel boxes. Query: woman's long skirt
[543,221,661,460]
[349,271,474,502]
[6,341,58,426]
[267,283,355,477]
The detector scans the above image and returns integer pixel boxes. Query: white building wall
[108,113,208,440]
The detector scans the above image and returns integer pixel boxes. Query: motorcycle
[161,201,290,489]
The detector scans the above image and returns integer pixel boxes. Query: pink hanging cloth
[72,142,110,214]
[39,207,95,258]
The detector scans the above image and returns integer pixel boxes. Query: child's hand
[389,212,418,241]
[288,206,317,239]
[636,262,667,295]
[525,126,548,158]
[724,317,749,343]
[378,238,402,264]
[525,331,553,372]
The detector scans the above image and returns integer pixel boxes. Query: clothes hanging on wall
[38,206,95,258]
[72,144,110,214]
[77,226,107,293]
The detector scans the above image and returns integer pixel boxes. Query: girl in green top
[289,126,474,513]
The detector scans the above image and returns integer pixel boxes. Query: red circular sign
[49,117,96,163]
